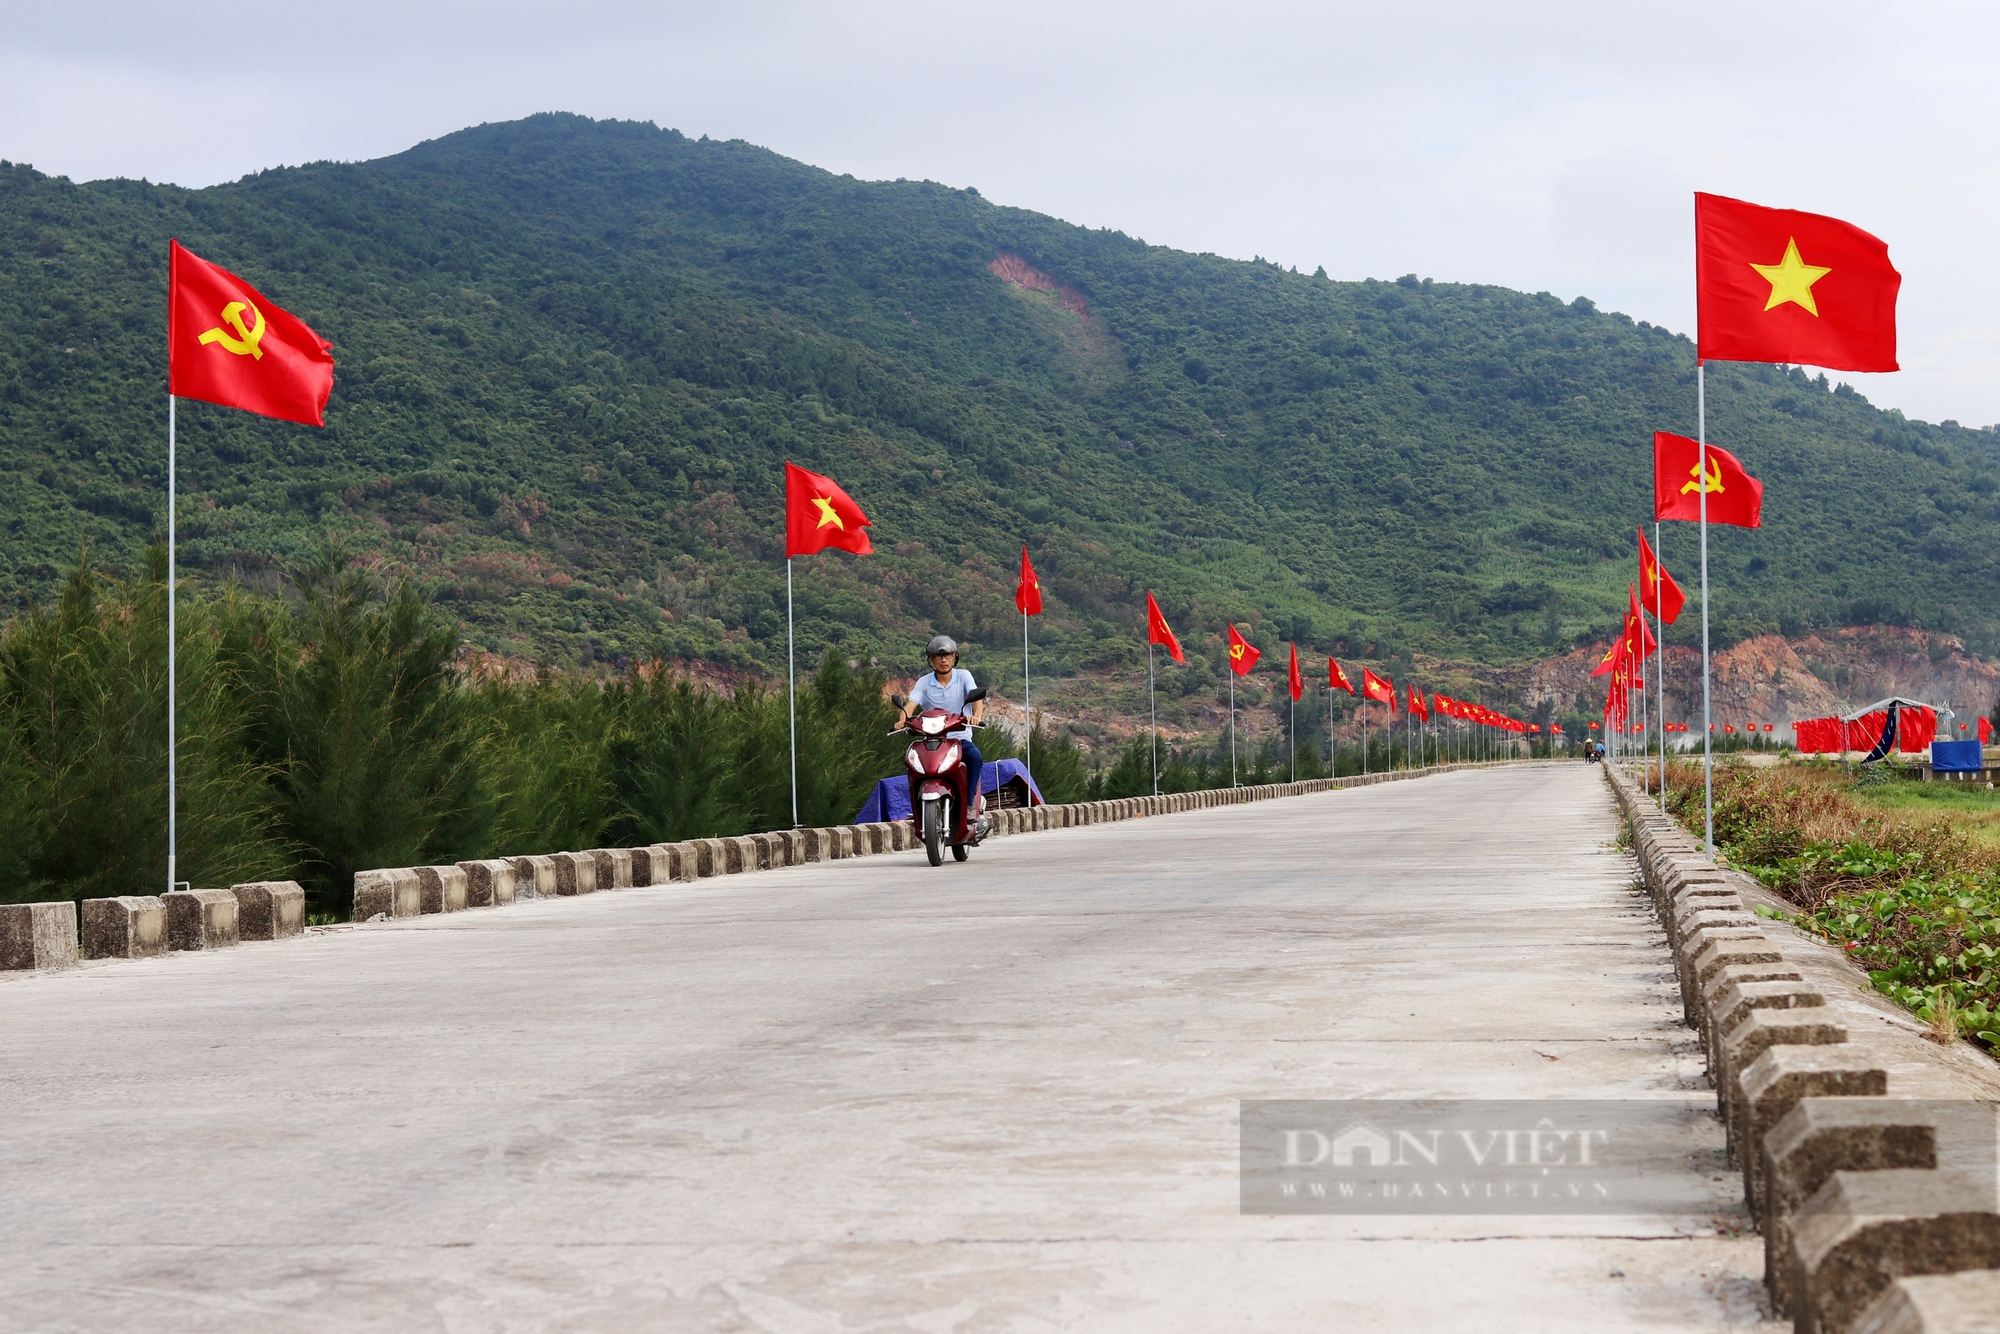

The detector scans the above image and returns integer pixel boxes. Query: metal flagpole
[1655,521,1667,813]
[1699,364,1715,859]
[1362,698,1369,775]
[1290,693,1295,783]
[1149,642,1158,796]
[1229,671,1237,787]
[166,393,177,897]
[787,558,798,827]
[1023,608,1031,782]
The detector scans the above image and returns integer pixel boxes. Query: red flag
[1287,644,1303,702]
[1015,546,1043,616]
[1637,528,1686,626]
[1145,593,1184,664]
[1695,193,1899,372]
[168,240,333,426]
[785,462,873,556]
[1362,669,1396,710]
[1227,624,1261,677]
[1328,660,1356,695]
[1407,683,1429,721]
[1981,718,1992,745]
[1653,432,1762,528]
[1589,638,1620,678]
[1626,587,1658,657]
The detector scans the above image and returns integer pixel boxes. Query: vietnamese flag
[1145,593,1184,664]
[1227,624,1261,677]
[1653,432,1762,528]
[1015,546,1043,615]
[1362,669,1396,710]
[1407,683,1429,722]
[1695,193,1899,372]
[168,240,333,426]
[1287,644,1303,702]
[1637,528,1686,625]
[785,462,873,556]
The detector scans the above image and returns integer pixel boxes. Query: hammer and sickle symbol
[1230,642,1244,660]
[198,300,267,360]
[1680,457,1723,496]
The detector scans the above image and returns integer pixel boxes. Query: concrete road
[1,764,1776,1332]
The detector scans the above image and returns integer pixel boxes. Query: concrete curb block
[163,888,239,951]
[81,896,166,960]
[231,881,307,939]
[458,859,517,907]
[415,866,469,915]
[354,869,422,920]
[1602,762,2000,1328]
[0,902,79,971]
[1851,1267,2000,1334]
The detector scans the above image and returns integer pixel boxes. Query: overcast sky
[5,1,1997,427]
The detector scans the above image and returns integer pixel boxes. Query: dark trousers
[960,738,984,810]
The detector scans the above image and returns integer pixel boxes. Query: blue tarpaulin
[1931,740,1984,772]
[853,758,1045,824]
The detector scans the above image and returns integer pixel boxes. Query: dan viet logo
[1240,1100,1719,1216]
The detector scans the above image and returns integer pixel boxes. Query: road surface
[1,763,1775,1332]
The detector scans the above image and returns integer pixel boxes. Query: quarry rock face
[1519,626,2000,724]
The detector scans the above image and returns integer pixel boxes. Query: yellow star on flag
[811,496,844,530]
[1749,237,1832,316]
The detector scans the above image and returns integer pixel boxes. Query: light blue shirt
[909,667,978,739]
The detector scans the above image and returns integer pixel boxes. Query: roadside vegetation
[1651,758,2000,1050]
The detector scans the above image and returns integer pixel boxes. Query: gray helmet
[925,635,959,659]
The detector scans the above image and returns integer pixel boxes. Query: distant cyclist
[900,635,988,832]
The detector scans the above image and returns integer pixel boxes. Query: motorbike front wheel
[922,798,946,866]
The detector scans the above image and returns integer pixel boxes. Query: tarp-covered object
[1932,740,1984,773]
[853,758,1045,824]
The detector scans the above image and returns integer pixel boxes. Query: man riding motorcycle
[899,635,988,838]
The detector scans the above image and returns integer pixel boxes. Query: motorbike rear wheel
[951,838,969,862]
[922,798,945,866]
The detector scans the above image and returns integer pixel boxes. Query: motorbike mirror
[963,686,989,703]
[888,695,905,709]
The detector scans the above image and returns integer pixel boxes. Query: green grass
[1853,779,2000,845]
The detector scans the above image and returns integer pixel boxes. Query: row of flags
[785,462,1535,738]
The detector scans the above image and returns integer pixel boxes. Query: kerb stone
[163,888,239,951]
[1791,1169,2000,1334]
[354,869,422,920]
[80,896,166,960]
[550,852,598,895]
[457,860,517,907]
[0,902,78,971]
[414,866,469,914]
[230,881,306,938]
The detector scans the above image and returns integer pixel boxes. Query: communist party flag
[1695,193,1899,372]
[785,462,873,556]
[1626,585,1658,656]
[1015,546,1043,615]
[1227,624,1261,676]
[1145,593,1184,664]
[1653,432,1762,528]
[1590,637,1621,678]
[1329,659,1356,695]
[1287,644,1303,701]
[1407,683,1429,721]
[1637,528,1686,625]
[1362,669,1396,710]
[168,241,333,426]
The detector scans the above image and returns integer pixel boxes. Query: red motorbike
[898,686,988,866]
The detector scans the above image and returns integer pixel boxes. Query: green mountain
[4,112,1998,719]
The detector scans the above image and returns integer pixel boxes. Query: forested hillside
[4,112,1999,716]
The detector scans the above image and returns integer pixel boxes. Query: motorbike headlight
[941,742,961,767]
[905,746,924,770]
[922,715,945,735]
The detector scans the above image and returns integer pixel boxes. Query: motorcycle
[896,686,988,866]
